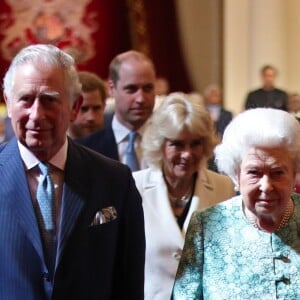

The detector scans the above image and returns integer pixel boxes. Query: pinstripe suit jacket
[0,138,145,300]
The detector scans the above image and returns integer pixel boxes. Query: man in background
[78,50,156,171]
[203,83,233,139]
[68,71,107,139]
[202,83,233,173]
[244,64,288,111]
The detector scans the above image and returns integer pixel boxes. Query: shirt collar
[18,138,68,171]
[112,114,145,143]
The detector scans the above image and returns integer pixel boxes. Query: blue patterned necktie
[125,131,140,171]
[37,162,54,231]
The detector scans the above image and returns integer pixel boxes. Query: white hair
[215,108,300,186]
[3,44,81,103]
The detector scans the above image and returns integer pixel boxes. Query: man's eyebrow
[123,84,137,88]
[40,91,61,98]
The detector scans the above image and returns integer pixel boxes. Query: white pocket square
[90,206,117,225]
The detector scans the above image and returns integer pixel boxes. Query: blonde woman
[133,92,235,300]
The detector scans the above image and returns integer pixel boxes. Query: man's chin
[23,137,50,150]
[131,115,149,125]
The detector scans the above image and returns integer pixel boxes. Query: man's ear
[3,93,11,118]
[70,94,83,122]
[107,79,115,97]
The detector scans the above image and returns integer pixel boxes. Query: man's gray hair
[3,44,82,103]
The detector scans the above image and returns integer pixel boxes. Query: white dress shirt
[18,139,67,231]
[112,115,148,170]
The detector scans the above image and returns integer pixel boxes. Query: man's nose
[135,89,146,103]
[29,99,45,120]
[85,109,96,121]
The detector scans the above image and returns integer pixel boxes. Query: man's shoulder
[77,113,114,144]
[75,114,120,160]
[245,89,263,105]
[219,108,233,118]
[69,139,119,166]
[76,125,115,149]
[274,87,288,96]
[0,142,7,153]
[67,140,130,186]
[248,88,264,96]
[75,127,118,161]
[0,138,17,157]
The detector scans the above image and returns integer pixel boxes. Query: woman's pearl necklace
[247,199,294,231]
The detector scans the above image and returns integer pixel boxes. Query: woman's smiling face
[162,128,204,180]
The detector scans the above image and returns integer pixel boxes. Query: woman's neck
[243,199,294,233]
[164,174,194,199]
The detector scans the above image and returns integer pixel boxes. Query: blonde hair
[142,92,217,168]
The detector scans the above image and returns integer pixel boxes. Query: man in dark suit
[203,83,233,139]
[78,50,156,170]
[68,71,107,139]
[203,84,233,173]
[0,44,145,299]
[244,65,288,111]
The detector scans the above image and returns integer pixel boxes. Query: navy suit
[77,113,120,161]
[0,138,145,300]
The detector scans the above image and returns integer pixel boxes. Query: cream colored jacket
[133,167,235,300]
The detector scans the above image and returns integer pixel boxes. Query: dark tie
[125,131,140,171]
[37,162,54,230]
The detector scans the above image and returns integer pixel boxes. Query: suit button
[275,275,291,285]
[42,272,51,282]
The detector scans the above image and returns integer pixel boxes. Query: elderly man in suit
[0,44,145,300]
[78,50,156,171]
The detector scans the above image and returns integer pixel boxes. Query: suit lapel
[0,139,44,261]
[101,126,119,160]
[55,185,84,267]
[193,169,214,208]
[182,170,214,233]
[55,140,86,268]
[141,169,184,244]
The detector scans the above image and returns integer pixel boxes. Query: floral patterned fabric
[173,193,300,300]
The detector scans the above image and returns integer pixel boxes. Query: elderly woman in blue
[173,108,300,299]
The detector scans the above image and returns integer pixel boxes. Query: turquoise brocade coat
[173,194,300,300]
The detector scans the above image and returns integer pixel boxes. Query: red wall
[0,0,192,102]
